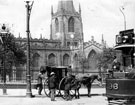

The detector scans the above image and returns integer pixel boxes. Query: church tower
[50,0,84,49]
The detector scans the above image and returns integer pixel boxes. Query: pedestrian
[112,56,121,72]
[68,65,72,73]
[36,68,46,95]
[48,72,57,101]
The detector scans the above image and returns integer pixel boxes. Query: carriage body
[46,66,68,88]
[43,66,69,97]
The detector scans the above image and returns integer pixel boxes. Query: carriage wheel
[43,78,60,97]
[59,77,75,100]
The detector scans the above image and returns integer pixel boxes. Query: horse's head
[95,75,102,81]
[90,74,102,86]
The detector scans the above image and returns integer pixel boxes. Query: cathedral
[13,0,106,81]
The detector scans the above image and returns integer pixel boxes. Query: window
[32,53,40,67]
[55,18,59,33]
[63,54,70,66]
[68,17,74,32]
[48,53,56,66]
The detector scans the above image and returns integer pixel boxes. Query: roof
[57,0,76,14]
[114,44,135,50]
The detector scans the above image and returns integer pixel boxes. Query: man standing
[36,69,45,95]
[48,72,57,101]
[68,65,72,73]
[112,56,121,72]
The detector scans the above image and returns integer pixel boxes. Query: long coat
[37,73,43,84]
[48,75,57,89]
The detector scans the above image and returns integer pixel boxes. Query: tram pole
[25,1,34,97]
[119,6,126,30]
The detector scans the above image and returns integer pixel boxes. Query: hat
[68,65,71,68]
[50,72,55,76]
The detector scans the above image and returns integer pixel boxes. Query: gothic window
[32,53,40,67]
[67,42,70,47]
[63,54,70,66]
[48,53,56,66]
[88,50,97,70]
[68,17,74,32]
[55,18,59,33]
[74,42,78,47]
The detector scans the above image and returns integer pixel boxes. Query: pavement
[0,88,108,105]
[0,88,105,97]
[1,88,134,105]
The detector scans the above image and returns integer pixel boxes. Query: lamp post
[56,32,62,66]
[0,24,8,95]
[119,6,126,30]
[25,1,34,97]
[70,34,74,72]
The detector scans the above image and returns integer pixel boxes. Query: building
[2,0,106,81]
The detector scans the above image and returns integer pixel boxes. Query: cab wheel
[59,77,75,100]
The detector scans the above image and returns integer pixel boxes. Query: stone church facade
[13,0,106,81]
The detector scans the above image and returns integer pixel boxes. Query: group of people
[110,56,135,79]
[36,65,73,101]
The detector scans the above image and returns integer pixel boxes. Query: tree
[96,47,117,72]
[78,57,88,74]
[0,33,26,76]
[96,47,117,82]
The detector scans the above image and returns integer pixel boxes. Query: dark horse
[71,74,102,99]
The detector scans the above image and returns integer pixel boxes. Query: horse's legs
[74,89,77,99]
[77,89,80,99]
[87,84,92,97]
[74,88,80,99]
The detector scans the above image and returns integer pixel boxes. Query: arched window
[32,53,40,67]
[88,50,97,70]
[55,18,59,33]
[68,17,74,32]
[48,53,56,66]
[63,54,70,66]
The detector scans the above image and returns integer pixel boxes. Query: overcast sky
[0,0,135,47]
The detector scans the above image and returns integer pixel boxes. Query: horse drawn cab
[43,66,68,97]
[106,29,135,102]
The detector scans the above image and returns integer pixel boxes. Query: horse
[70,74,102,98]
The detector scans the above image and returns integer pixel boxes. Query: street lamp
[0,24,8,95]
[70,34,74,72]
[25,1,34,97]
[119,6,126,30]
[70,34,74,49]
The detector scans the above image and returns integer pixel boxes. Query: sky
[0,0,135,47]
